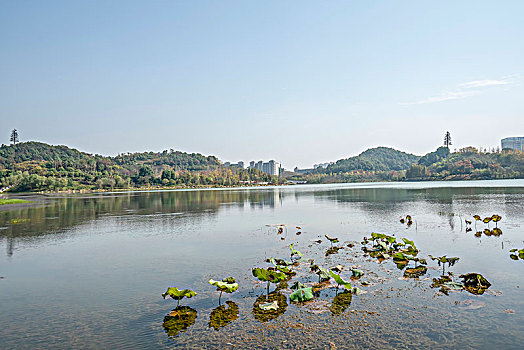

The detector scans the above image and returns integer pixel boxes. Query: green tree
[444,131,452,148]
[10,129,19,145]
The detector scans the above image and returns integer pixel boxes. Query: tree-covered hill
[317,147,420,173]
[0,142,277,192]
[406,147,524,180]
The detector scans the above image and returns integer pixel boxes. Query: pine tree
[10,129,19,145]
[444,131,452,148]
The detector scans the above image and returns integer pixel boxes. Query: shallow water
[1,180,523,349]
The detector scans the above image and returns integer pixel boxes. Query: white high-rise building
[501,137,524,151]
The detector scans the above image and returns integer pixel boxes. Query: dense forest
[0,142,279,192]
[289,146,523,184]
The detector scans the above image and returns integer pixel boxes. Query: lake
[1,180,523,349]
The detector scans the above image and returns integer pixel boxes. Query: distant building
[224,161,245,168]
[248,159,281,176]
[314,162,334,169]
[501,137,524,151]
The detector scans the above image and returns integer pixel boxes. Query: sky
[1,1,523,169]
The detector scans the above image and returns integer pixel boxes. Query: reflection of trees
[0,189,279,256]
[252,292,288,322]
[162,306,197,338]
[208,301,239,330]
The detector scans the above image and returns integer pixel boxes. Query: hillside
[0,142,277,192]
[317,147,420,173]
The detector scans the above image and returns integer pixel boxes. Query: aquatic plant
[162,287,197,307]
[289,243,303,261]
[428,255,459,275]
[491,214,502,227]
[252,267,287,295]
[310,261,331,283]
[208,277,239,304]
[509,248,524,260]
[325,234,339,246]
[329,271,360,294]
[460,273,491,295]
[289,284,314,302]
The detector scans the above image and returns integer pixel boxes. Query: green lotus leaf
[289,244,303,258]
[329,271,352,290]
[289,287,314,302]
[209,278,239,293]
[491,214,502,222]
[351,286,362,295]
[402,238,415,247]
[350,268,364,278]
[162,287,197,301]
[509,248,517,252]
[483,217,492,223]
[473,215,481,221]
[252,268,286,283]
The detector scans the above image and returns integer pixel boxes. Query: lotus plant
[162,286,197,307]
[208,277,239,304]
[252,267,287,295]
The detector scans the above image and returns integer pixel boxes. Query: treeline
[289,146,523,183]
[405,146,524,181]
[0,142,279,192]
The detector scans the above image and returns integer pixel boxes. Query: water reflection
[252,292,288,322]
[208,301,239,331]
[330,291,352,315]
[162,306,198,338]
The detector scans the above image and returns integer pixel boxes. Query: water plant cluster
[360,230,491,295]
[509,248,524,261]
[468,214,503,237]
[160,219,494,339]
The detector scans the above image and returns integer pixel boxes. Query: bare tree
[10,129,19,145]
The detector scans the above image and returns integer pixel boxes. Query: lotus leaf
[483,217,492,224]
[162,306,197,338]
[473,215,481,221]
[460,273,491,295]
[326,246,342,257]
[162,287,197,306]
[289,243,303,259]
[402,238,415,247]
[209,301,239,331]
[350,268,364,278]
[209,278,239,293]
[491,214,502,222]
[329,271,352,290]
[252,268,286,283]
[290,287,314,302]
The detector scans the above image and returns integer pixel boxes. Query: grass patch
[0,198,30,205]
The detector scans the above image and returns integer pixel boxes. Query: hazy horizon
[1,1,523,169]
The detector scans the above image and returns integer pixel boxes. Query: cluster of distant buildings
[223,160,282,176]
[502,137,523,151]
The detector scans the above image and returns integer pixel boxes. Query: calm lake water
[1,180,523,349]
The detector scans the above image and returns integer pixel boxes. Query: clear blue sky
[1,1,523,168]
